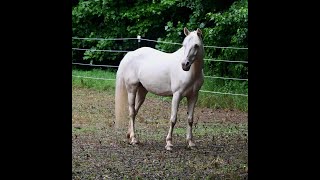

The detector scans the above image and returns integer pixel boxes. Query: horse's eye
[194,44,199,48]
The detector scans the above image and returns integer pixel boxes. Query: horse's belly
[140,80,173,96]
[138,61,174,96]
[147,88,172,96]
[139,72,173,96]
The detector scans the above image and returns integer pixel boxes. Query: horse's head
[181,27,204,71]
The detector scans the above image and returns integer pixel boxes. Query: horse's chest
[179,77,203,96]
[185,81,202,94]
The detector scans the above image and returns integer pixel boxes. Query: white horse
[115,27,204,151]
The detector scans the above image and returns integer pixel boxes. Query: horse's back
[119,47,180,74]
[134,47,168,54]
[130,47,173,61]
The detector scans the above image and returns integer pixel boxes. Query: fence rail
[72,74,248,97]
[72,37,248,50]
[72,62,248,81]
[72,36,248,97]
[72,48,247,64]
[72,48,131,53]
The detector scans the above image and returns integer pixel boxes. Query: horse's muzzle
[182,62,191,71]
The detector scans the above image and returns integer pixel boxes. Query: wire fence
[72,62,248,82]
[72,37,248,97]
[72,37,248,50]
[71,74,248,97]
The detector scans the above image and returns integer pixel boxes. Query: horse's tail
[114,62,128,129]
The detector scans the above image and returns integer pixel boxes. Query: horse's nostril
[186,62,190,66]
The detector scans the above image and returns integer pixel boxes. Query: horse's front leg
[186,93,199,149]
[165,92,182,151]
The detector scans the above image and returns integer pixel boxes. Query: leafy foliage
[203,0,248,79]
[72,0,248,80]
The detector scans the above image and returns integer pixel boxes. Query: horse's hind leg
[135,85,148,115]
[126,84,139,145]
[186,93,199,149]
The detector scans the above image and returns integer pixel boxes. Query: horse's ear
[184,27,190,36]
[197,28,203,39]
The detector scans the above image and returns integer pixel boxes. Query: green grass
[72,68,117,92]
[72,126,98,135]
[174,123,247,137]
[72,68,248,111]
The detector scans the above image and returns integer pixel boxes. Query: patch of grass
[72,68,248,111]
[174,123,247,137]
[200,78,248,111]
[72,126,98,135]
[197,93,247,111]
[72,68,116,92]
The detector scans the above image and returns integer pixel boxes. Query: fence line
[72,63,247,81]
[203,58,248,63]
[140,38,182,45]
[72,62,119,68]
[72,48,131,53]
[72,75,116,81]
[72,37,248,96]
[72,37,248,50]
[203,45,248,50]
[72,37,138,41]
[72,49,247,64]
[199,90,248,97]
[72,75,248,97]
[204,76,248,81]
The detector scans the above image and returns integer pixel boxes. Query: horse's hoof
[187,145,197,150]
[187,142,197,150]
[130,142,139,146]
[130,138,139,145]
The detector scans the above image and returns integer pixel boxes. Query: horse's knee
[129,112,136,119]
[129,112,134,118]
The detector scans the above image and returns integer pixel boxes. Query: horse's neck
[190,56,203,77]
[174,47,203,77]
[188,48,204,77]
[174,47,184,56]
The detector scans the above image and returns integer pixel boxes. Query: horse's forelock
[182,31,203,54]
[189,31,202,45]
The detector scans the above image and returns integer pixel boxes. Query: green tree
[72,0,248,80]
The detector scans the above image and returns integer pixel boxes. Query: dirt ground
[72,87,248,179]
